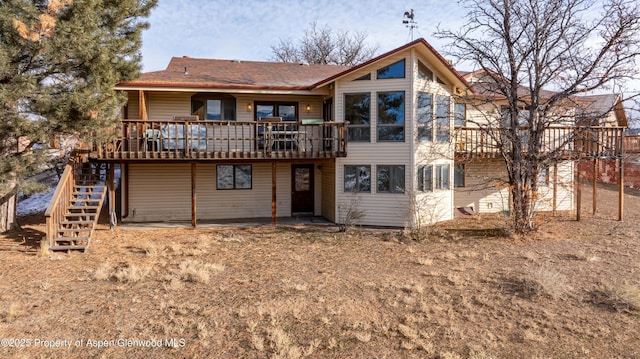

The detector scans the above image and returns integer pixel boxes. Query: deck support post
[576,159,581,222]
[272,161,277,226]
[108,163,115,229]
[552,162,558,216]
[593,158,598,215]
[191,162,196,227]
[619,155,624,222]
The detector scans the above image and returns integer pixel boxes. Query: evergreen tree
[0,0,157,231]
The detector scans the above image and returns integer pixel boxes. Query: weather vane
[403,9,417,41]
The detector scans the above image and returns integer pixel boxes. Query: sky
[139,0,468,72]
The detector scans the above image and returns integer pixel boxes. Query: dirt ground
[0,183,639,359]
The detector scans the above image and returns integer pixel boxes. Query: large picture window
[217,165,252,190]
[344,165,371,192]
[417,92,433,141]
[377,59,405,79]
[192,94,236,121]
[377,91,405,141]
[377,165,405,193]
[345,93,370,142]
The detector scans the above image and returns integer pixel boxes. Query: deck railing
[454,126,626,158]
[91,119,348,160]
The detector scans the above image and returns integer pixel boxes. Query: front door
[291,164,314,215]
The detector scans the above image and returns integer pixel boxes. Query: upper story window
[454,103,466,127]
[501,107,529,127]
[418,61,433,81]
[377,59,405,79]
[377,91,405,142]
[435,95,450,141]
[345,93,370,142]
[192,94,236,121]
[255,102,297,121]
[354,73,371,81]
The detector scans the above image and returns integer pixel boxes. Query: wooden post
[191,162,196,227]
[108,164,115,229]
[619,156,624,222]
[552,162,558,216]
[592,158,598,215]
[576,159,581,221]
[272,161,277,225]
[138,90,147,120]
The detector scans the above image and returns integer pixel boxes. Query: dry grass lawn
[1,183,639,358]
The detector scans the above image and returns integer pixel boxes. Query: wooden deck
[90,120,348,161]
[454,126,631,159]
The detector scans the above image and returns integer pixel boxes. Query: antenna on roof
[402,9,417,41]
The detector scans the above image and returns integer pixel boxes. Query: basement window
[217,165,252,190]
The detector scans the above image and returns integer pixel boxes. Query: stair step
[68,205,101,210]
[60,220,95,225]
[50,245,88,251]
[55,236,90,242]
[75,185,105,189]
[64,213,96,218]
[57,228,92,233]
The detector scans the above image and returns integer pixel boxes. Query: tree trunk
[0,192,18,233]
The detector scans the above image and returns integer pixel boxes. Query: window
[417,165,432,191]
[217,165,252,190]
[454,164,465,187]
[192,94,236,121]
[501,107,529,127]
[344,165,371,192]
[538,166,549,185]
[255,102,297,121]
[345,93,370,142]
[354,73,371,81]
[417,92,433,141]
[435,165,450,190]
[454,103,466,127]
[418,61,433,81]
[436,95,450,142]
[377,91,405,141]
[377,59,405,79]
[377,165,405,193]
[417,165,449,191]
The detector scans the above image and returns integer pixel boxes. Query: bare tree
[270,22,378,66]
[438,0,640,233]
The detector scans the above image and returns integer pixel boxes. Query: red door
[291,164,314,215]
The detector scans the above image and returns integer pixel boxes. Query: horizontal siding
[127,163,192,222]
[124,162,331,223]
[454,159,575,213]
[148,92,193,120]
[454,159,510,213]
[126,91,140,119]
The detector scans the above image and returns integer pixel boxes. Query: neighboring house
[46,38,631,245]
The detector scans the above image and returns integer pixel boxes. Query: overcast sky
[140,0,468,72]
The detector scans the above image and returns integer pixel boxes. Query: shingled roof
[117,57,351,91]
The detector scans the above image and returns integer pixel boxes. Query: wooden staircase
[45,160,108,251]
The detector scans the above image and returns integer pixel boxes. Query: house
[45,38,630,250]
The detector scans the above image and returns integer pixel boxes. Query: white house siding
[454,158,510,213]
[333,52,414,227]
[454,159,575,213]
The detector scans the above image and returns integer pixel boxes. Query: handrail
[90,119,348,160]
[44,162,75,248]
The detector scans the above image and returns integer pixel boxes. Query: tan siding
[127,91,139,119]
[234,94,325,122]
[321,160,336,221]
[126,163,192,222]
[148,92,193,120]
